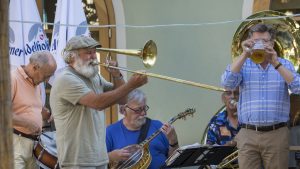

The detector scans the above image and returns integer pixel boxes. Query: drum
[33,131,59,169]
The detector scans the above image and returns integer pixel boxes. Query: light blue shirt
[221,58,300,125]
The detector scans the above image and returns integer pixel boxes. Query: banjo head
[116,145,144,169]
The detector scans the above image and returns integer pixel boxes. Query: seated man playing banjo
[106,89,179,169]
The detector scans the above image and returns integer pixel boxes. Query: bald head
[29,51,56,69]
[26,51,57,85]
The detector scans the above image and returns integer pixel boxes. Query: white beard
[135,117,146,127]
[73,58,98,78]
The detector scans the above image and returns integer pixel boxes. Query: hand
[127,71,148,89]
[47,114,54,123]
[106,60,121,77]
[161,123,178,146]
[224,140,237,147]
[109,149,132,162]
[241,39,255,58]
[264,43,278,66]
[41,107,53,123]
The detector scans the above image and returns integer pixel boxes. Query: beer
[251,49,265,64]
[250,40,266,64]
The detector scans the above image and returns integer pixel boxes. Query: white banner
[9,0,49,104]
[50,0,90,84]
[9,0,50,68]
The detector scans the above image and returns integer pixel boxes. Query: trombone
[96,40,225,92]
[217,150,239,169]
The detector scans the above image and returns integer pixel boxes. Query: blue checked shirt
[221,58,300,125]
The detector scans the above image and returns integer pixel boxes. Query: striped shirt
[221,58,300,125]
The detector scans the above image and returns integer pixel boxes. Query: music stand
[162,145,235,168]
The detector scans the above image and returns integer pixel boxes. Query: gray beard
[73,59,99,78]
[136,117,146,127]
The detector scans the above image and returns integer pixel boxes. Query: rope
[9,13,300,29]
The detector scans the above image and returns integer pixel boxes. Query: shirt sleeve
[221,65,242,89]
[285,60,300,94]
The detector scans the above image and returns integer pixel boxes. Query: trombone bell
[96,40,157,68]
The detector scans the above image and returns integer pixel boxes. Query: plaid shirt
[221,58,300,125]
[206,110,240,145]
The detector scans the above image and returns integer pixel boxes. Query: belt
[241,122,287,132]
[13,129,39,141]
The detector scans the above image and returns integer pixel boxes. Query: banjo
[109,108,195,169]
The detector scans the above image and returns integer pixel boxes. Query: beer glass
[250,40,266,64]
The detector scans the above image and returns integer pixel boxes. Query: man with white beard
[50,35,148,169]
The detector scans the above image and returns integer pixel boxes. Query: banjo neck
[139,108,195,147]
[139,118,174,147]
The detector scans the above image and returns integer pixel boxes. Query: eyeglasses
[224,91,239,96]
[126,105,149,114]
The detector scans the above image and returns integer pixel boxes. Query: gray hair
[62,50,78,64]
[29,51,52,67]
[248,23,277,40]
[128,89,146,103]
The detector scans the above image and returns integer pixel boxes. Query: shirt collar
[18,66,35,86]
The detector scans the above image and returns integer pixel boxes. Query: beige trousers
[13,134,38,169]
[236,127,289,169]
